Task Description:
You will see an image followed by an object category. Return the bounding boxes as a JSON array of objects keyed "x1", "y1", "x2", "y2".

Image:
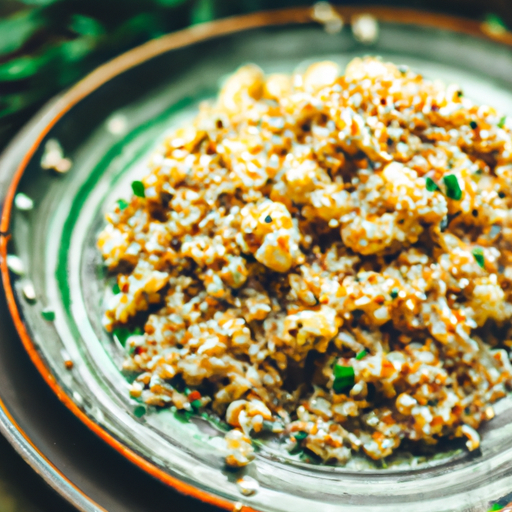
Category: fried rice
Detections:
[{"x1": 97, "y1": 57, "x2": 512, "y2": 467}]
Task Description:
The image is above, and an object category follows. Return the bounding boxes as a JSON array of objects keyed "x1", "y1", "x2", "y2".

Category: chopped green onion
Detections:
[
  {"x1": 131, "y1": 180, "x2": 145, "y2": 198},
  {"x1": 470, "y1": 120, "x2": 478, "y2": 130},
  {"x1": 190, "y1": 399, "x2": 202, "y2": 411},
  {"x1": 390, "y1": 289, "x2": 399, "y2": 299},
  {"x1": 113, "y1": 327, "x2": 131, "y2": 347},
  {"x1": 112, "y1": 283, "x2": 120, "y2": 294},
  {"x1": 355, "y1": 350, "x2": 367, "y2": 360},
  {"x1": 425, "y1": 177, "x2": 439, "y2": 192},
  {"x1": 472, "y1": 247, "x2": 485, "y2": 268},
  {"x1": 498, "y1": 116, "x2": 507, "y2": 129},
  {"x1": 488, "y1": 504, "x2": 504, "y2": 512},
  {"x1": 294, "y1": 431, "x2": 308, "y2": 441},
  {"x1": 443, "y1": 174, "x2": 462, "y2": 200},
  {"x1": 333, "y1": 364, "x2": 355, "y2": 394},
  {"x1": 264, "y1": 215, "x2": 272, "y2": 223},
  {"x1": 475, "y1": 169, "x2": 483, "y2": 175},
  {"x1": 134, "y1": 405, "x2": 146, "y2": 418},
  {"x1": 117, "y1": 199, "x2": 129, "y2": 210},
  {"x1": 41, "y1": 309, "x2": 55, "y2": 321}
]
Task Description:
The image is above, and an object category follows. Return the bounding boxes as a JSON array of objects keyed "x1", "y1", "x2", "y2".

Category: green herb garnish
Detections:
[
  {"x1": 131, "y1": 180, "x2": 145, "y2": 198},
  {"x1": 173, "y1": 408, "x2": 194, "y2": 423},
  {"x1": 443, "y1": 174, "x2": 462, "y2": 200},
  {"x1": 294, "y1": 431, "x2": 308, "y2": 441},
  {"x1": 390, "y1": 289, "x2": 399, "y2": 299},
  {"x1": 41, "y1": 309, "x2": 55, "y2": 321},
  {"x1": 134, "y1": 405, "x2": 146, "y2": 418},
  {"x1": 117, "y1": 199, "x2": 129, "y2": 210},
  {"x1": 355, "y1": 350, "x2": 367, "y2": 360},
  {"x1": 426, "y1": 177, "x2": 439, "y2": 192},
  {"x1": 264, "y1": 215, "x2": 272, "y2": 223},
  {"x1": 113, "y1": 327, "x2": 131, "y2": 347},
  {"x1": 470, "y1": 120, "x2": 478, "y2": 130},
  {"x1": 498, "y1": 116, "x2": 507, "y2": 129},
  {"x1": 190, "y1": 399, "x2": 202, "y2": 411},
  {"x1": 112, "y1": 283, "x2": 120, "y2": 294},
  {"x1": 472, "y1": 247, "x2": 485, "y2": 268},
  {"x1": 488, "y1": 504, "x2": 504, "y2": 512},
  {"x1": 333, "y1": 364, "x2": 355, "y2": 394}
]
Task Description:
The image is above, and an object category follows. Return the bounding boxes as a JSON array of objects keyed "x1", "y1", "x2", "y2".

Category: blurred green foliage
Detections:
[
  {"x1": 0, "y1": 0, "x2": 306, "y2": 137},
  {"x1": 0, "y1": 0, "x2": 510, "y2": 147}
]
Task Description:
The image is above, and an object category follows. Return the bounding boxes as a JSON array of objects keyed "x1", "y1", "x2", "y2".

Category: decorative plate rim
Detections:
[{"x1": 1, "y1": 6, "x2": 512, "y2": 511}]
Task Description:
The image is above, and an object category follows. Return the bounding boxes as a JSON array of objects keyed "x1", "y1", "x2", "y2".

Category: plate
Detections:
[{"x1": 3, "y1": 7, "x2": 512, "y2": 512}]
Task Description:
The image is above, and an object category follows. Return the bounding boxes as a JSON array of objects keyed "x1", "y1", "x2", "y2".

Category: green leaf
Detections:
[
  {"x1": 294, "y1": 431, "x2": 308, "y2": 441},
  {"x1": 472, "y1": 247, "x2": 485, "y2": 268},
  {"x1": 425, "y1": 177, "x2": 439, "y2": 192},
  {"x1": 0, "y1": 56, "x2": 43, "y2": 81},
  {"x1": 333, "y1": 364, "x2": 355, "y2": 394},
  {"x1": 355, "y1": 349, "x2": 367, "y2": 360},
  {"x1": 112, "y1": 283, "x2": 121, "y2": 294},
  {"x1": 487, "y1": 504, "x2": 504, "y2": 512},
  {"x1": 443, "y1": 174, "x2": 462, "y2": 200},
  {"x1": 69, "y1": 14, "x2": 105, "y2": 37},
  {"x1": 191, "y1": 0, "x2": 215, "y2": 25},
  {"x1": 17, "y1": 0, "x2": 61, "y2": 5},
  {"x1": 0, "y1": 11, "x2": 44, "y2": 57},
  {"x1": 60, "y1": 37, "x2": 96, "y2": 63},
  {"x1": 390, "y1": 289, "x2": 399, "y2": 299},
  {"x1": 498, "y1": 116, "x2": 507, "y2": 128},
  {"x1": 131, "y1": 180, "x2": 145, "y2": 197},
  {"x1": 154, "y1": 0, "x2": 189, "y2": 5},
  {"x1": 111, "y1": 13, "x2": 165, "y2": 43}
]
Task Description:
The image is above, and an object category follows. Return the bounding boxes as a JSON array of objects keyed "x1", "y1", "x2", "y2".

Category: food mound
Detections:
[{"x1": 98, "y1": 58, "x2": 512, "y2": 468}]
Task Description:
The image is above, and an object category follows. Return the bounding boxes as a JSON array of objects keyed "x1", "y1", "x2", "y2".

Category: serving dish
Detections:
[{"x1": 3, "y1": 6, "x2": 512, "y2": 511}]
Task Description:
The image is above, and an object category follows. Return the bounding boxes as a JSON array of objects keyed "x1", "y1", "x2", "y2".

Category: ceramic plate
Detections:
[{"x1": 3, "y1": 7, "x2": 512, "y2": 512}]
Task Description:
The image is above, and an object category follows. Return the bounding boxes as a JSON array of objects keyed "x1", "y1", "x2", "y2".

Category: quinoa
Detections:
[{"x1": 97, "y1": 58, "x2": 512, "y2": 467}]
